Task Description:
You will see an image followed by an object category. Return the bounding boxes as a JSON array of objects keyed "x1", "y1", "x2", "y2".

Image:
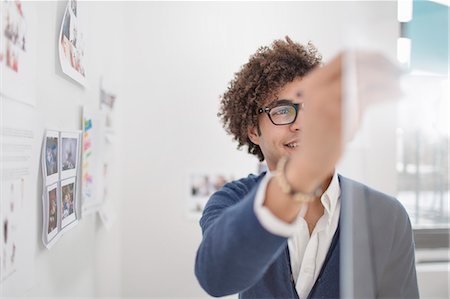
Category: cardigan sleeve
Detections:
[{"x1": 194, "y1": 174, "x2": 288, "y2": 297}]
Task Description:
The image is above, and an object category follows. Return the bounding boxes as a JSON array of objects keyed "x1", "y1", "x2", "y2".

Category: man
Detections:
[{"x1": 195, "y1": 37, "x2": 419, "y2": 299}]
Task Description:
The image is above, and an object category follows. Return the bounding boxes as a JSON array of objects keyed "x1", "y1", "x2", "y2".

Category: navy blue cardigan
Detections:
[{"x1": 195, "y1": 172, "x2": 339, "y2": 298}]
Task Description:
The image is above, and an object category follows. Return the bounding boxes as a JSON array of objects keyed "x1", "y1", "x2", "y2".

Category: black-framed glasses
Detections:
[{"x1": 257, "y1": 100, "x2": 304, "y2": 125}]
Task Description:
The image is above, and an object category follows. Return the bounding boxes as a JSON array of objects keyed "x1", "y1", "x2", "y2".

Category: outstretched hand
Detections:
[
  {"x1": 287, "y1": 51, "x2": 401, "y2": 193},
  {"x1": 287, "y1": 53, "x2": 344, "y2": 193}
]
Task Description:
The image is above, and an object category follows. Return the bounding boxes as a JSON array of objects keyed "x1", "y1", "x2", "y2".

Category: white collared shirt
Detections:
[{"x1": 254, "y1": 170, "x2": 341, "y2": 299}]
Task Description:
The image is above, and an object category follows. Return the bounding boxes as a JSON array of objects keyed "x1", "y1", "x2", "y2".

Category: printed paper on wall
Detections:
[
  {"x1": 58, "y1": 0, "x2": 86, "y2": 86},
  {"x1": 0, "y1": 0, "x2": 37, "y2": 106}
]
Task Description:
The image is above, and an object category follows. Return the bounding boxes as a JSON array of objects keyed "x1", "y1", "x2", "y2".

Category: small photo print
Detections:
[
  {"x1": 48, "y1": 186, "x2": 58, "y2": 234},
  {"x1": 60, "y1": 131, "x2": 80, "y2": 179},
  {"x1": 45, "y1": 137, "x2": 58, "y2": 175},
  {"x1": 61, "y1": 9, "x2": 71, "y2": 46},
  {"x1": 44, "y1": 130, "x2": 59, "y2": 185},
  {"x1": 187, "y1": 174, "x2": 233, "y2": 218},
  {"x1": 70, "y1": 0, "x2": 77, "y2": 17},
  {"x1": 61, "y1": 178, "x2": 77, "y2": 228},
  {"x1": 61, "y1": 182, "x2": 74, "y2": 220},
  {"x1": 58, "y1": 0, "x2": 86, "y2": 85},
  {"x1": 46, "y1": 183, "x2": 59, "y2": 242},
  {"x1": 99, "y1": 77, "x2": 118, "y2": 129},
  {"x1": 62, "y1": 138, "x2": 77, "y2": 170}
]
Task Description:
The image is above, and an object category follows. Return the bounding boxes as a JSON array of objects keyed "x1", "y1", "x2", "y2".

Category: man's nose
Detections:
[{"x1": 289, "y1": 115, "x2": 301, "y2": 132}]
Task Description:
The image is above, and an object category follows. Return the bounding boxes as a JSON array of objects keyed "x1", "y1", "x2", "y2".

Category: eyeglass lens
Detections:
[{"x1": 269, "y1": 105, "x2": 297, "y2": 125}]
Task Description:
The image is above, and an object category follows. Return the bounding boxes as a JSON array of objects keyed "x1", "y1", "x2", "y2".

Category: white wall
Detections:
[{"x1": 119, "y1": 1, "x2": 400, "y2": 297}]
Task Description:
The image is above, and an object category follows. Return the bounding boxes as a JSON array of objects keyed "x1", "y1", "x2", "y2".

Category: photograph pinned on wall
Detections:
[
  {"x1": 98, "y1": 76, "x2": 118, "y2": 228},
  {"x1": 60, "y1": 131, "x2": 80, "y2": 180},
  {"x1": 186, "y1": 174, "x2": 234, "y2": 219},
  {"x1": 42, "y1": 183, "x2": 60, "y2": 248},
  {"x1": 47, "y1": 185, "x2": 58, "y2": 236},
  {"x1": 0, "y1": 101, "x2": 37, "y2": 288},
  {"x1": 0, "y1": 0, "x2": 37, "y2": 106},
  {"x1": 43, "y1": 130, "x2": 59, "y2": 185},
  {"x1": 58, "y1": 0, "x2": 86, "y2": 86},
  {"x1": 1, "y1": 0, "x2": 26, "y2": 72},
  {"x1": 99, "y1": 76, "x2": 118, "y2": 130},
  {"x1": 40, "y1": 129, "x2": 81, "y2": 248},
  {"x1": 60, "y1": 177, "x2": 78, "y2": 230},
  {"x1": 70, "y1": 0, "x2": 77, "y2": 16},
  {"x1": 0, "y1": 178, "x2": 24, "y2": 282}
]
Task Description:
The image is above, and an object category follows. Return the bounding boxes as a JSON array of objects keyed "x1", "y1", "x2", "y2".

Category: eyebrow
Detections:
[{"x1": 269, "y1": 99, "x2": 293, "y2": 108}]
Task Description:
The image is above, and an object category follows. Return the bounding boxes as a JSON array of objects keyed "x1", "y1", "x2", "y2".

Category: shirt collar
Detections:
[{"x1": 320, "y1": 170, "x2": 340, "y2": 224}]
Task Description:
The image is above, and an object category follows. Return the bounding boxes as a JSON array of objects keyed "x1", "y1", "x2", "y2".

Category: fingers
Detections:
[
  {"x1": 311, "y1": 53, "x2": 343, "y2": 84},
  {"x1": 354, "y1": 51, "x2": 403, "y2": 107}
]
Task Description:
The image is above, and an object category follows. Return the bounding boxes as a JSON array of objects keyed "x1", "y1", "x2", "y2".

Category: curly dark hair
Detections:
[{"x1": 218, "y1": 36, "x2": 322, "y2": 161}]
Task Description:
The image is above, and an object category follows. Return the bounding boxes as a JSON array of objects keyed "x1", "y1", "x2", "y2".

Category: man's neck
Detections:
[{"x1": 304, "y1": 172, "x2": 333, "y2": 235}]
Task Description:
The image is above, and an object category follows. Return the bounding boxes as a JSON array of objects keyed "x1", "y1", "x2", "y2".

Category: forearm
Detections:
[
  {"x1": 263, "y1": 155, "x2": 331, "y2": 223},
  {"x1": 195, "y1": 188, "x2": 287, "y2": 296}
]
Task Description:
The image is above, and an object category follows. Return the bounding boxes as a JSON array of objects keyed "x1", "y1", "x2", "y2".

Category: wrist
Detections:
[
  {"x1": 277, "y1": 156, "x2": 322, "y2": 202},
  {"x1": 285, "y1": 155, "x2": 323, "y2": 195},
  {"x1": 265, "y1": 176, "x2": 304, "y2": 223}
]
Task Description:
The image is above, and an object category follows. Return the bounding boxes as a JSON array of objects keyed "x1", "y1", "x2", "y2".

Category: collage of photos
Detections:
[
  {"x1": 58, "y1": 0, "x2": 86, "y2": 86},
  {"x1": 41, "y1": 130, "x2": 80, "y2": 249},
  {"x1": 0, "y1": 0, "x2": 36, "y2": 106},
  {"x1": 1, "y1": 0, "x2": 27, "y2": 73},
  {"x1": 186, "y1": 174, "x2": 234, "y2": 220}
]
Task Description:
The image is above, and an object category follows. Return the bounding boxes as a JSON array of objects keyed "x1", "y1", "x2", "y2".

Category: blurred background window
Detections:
[{"x1": 396, "y1": 0, "x2": 449, "y2": 249}]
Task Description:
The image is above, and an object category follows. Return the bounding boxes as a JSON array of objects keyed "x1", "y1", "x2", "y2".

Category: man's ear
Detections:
[{"x1": 247, "y1": 126, "x2": 260, "y2": 145}]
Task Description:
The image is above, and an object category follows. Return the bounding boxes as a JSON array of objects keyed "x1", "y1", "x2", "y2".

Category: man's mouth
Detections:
[{"x1": 285, "y1": 142, "x2": 299, "y2": 149}]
